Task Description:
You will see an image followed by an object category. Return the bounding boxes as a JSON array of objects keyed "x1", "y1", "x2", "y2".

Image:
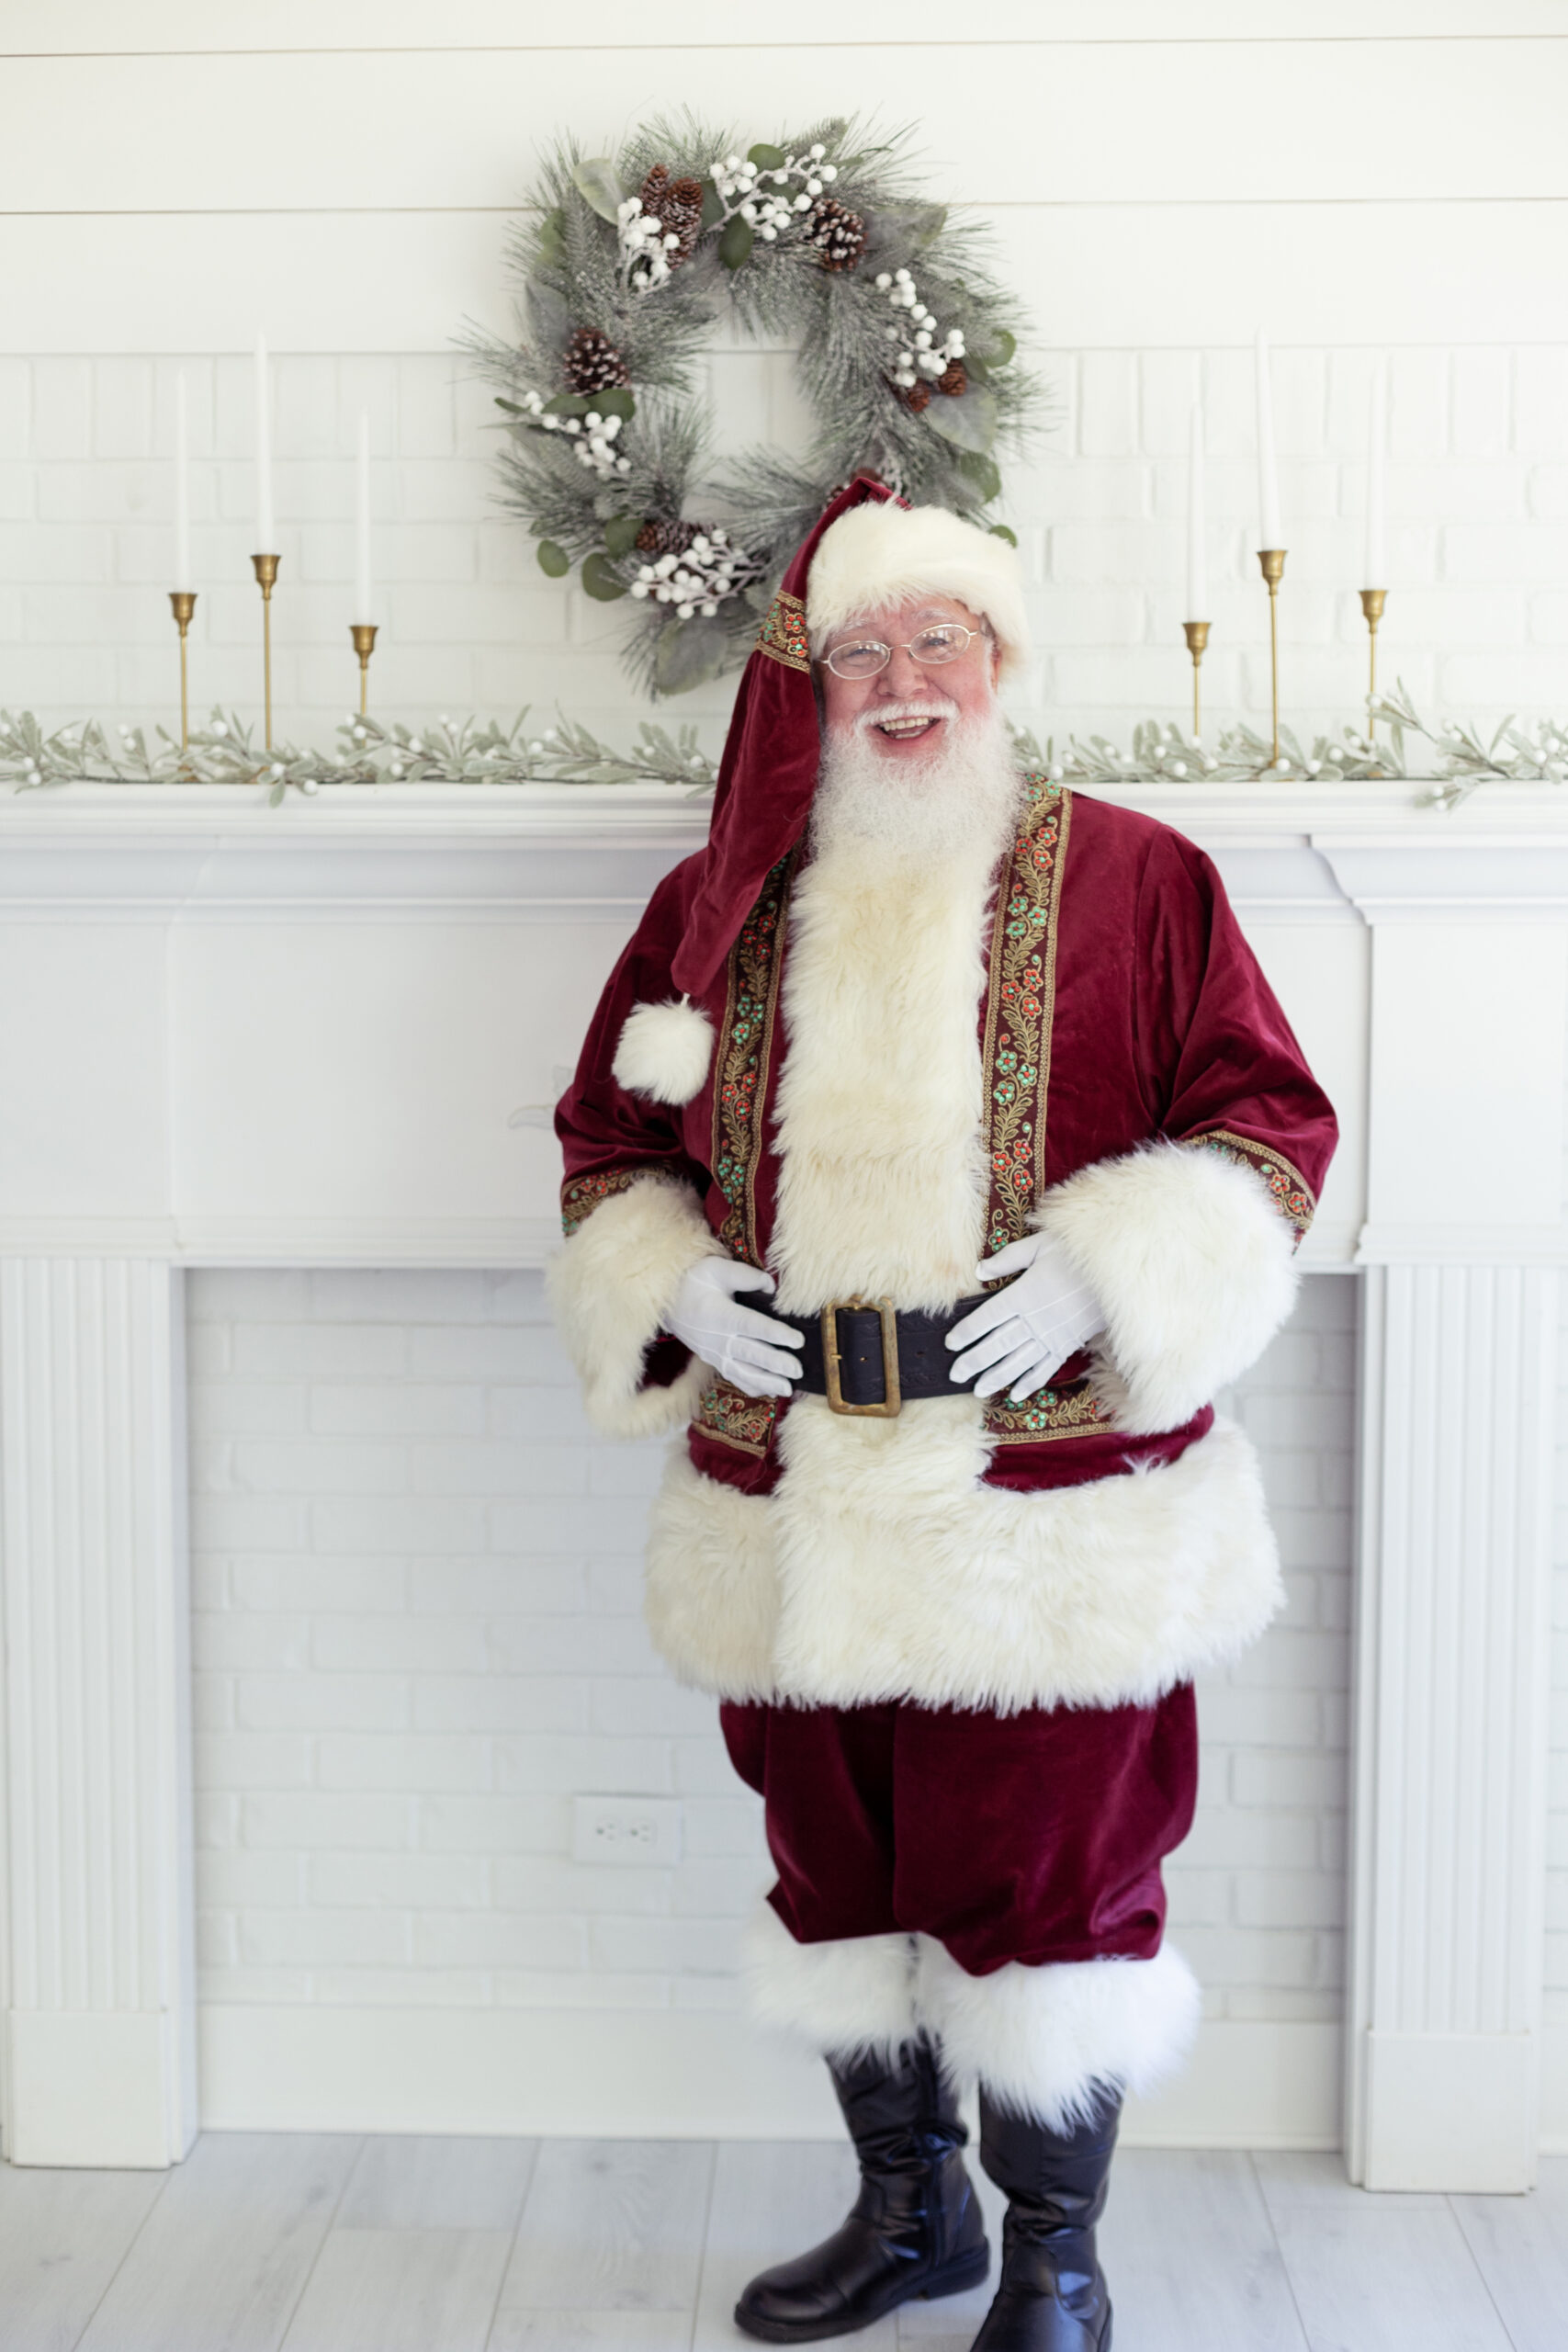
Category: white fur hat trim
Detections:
[
  {"x1": 807, "y1": 502, "x2": 1029, "y2": 677},
  {"x1": 612, "y1": 997, "x2": 715, "y2": 1106}
]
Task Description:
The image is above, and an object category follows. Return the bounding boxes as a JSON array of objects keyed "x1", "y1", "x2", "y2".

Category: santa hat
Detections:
[
  {"x1": 669, "y1": 481, "x2": 1027, "y2": 1001},
  {"x1": 807, "y1": 500, "x2": 1029, "y2": 680}
]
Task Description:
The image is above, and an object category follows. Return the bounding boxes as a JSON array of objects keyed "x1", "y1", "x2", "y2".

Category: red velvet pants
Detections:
[{"x1": 720, "y1": 1689, "x2": 1198, "y2": 1974}]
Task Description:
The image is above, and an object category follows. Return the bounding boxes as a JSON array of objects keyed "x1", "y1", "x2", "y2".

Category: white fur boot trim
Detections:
[
  {"x1": 1035, "y1": 1140, "x2": 1300, "y2": 1437},
  {"x1": 915, "y1": 1938, "x2": 1201, "y2": 2132},
  {"x1": 744, "y1": 1901, "x2": 918, "y2": 2061},
  {"x1": 546, "y1": 1172, "x2": 720, "y2": 1438},
  {"x1": 612, "y1": 998, "x2": 715, "y2": 1105}
]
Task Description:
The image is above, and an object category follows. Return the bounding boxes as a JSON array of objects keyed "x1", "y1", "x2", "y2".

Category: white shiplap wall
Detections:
[{"x1": 5, "y1": 2, "x2": 1567, "y2": 2141}]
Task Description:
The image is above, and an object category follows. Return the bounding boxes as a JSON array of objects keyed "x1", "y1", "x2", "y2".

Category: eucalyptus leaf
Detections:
[
  {"x1": 536, "y1": 540, "x2": 570, "y2": 578},
  {"x1": 603, "y1": 514, "x2": 644, "y2": 560},
  {"x1": 718, "y1": 215, "x2": 754, "y2": 271},
  {"x1": 581, "y1": 552, "x2": 629, "y2": 601},
  {"x1": 957, "y1": 448, "x2": 1002, "y2": 503},
  {"x1": 923, "y1": 382, "x2": 999, "y2": 456},
  {"x1": 525, "y1": 279, "x2": 572, "y2": 356},
  {"x1": 988, "y1": 523, "x2": 1019, "y2": 548},
  {"x1": 494, "y1": 397, "x2": 527, "y2": 417},
  {"x1": 544, "y1": 391, "x2": 593, "y2": 418},
  {"x1": 593, "y1": 387, "x2": 636, "y2": 421},
  {"x1": 535, "y1": 208, "x2": 568, "y2": 270},
  {"x1": 654, "y1": 616, "x2": 732, "y2": 695},
  {"x1": 699, "y1": 178, "x2": 724, "y2": 231},
  {"x1": 570, "y1": 156, "x2": 625, "y2": 223},
  {"x1": 979, "y1": 327, "x2": 1016, "y2": 369},
  {"x1": 747, "y1": 142, "x2": 787, "y2": 171}
]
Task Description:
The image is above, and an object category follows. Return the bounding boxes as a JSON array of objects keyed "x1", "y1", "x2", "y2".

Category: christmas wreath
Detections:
[{"x1": 472, "y1": 117, "x2": 1040, "y2": 695}]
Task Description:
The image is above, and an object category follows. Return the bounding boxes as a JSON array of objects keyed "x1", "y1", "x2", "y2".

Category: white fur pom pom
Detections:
[{"x1": 612, "y1": 998, "x2": 715, "y2": 1106}]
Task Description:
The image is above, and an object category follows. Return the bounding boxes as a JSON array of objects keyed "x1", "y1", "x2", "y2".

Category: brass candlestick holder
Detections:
[
  {"x1": 251, "y1": 552, "x2": 280, "y2": 748},
  {"x1": 349, "y1": 622, "x2": 378, "y2": 716},
  {"x1": 168, "y1": 591, "x2": 197, "y2": 752},
  {"x1": 1359, "y1": 587, "x2": 1387, "y2": 713},
  {"x1": 1257, "y1": 548, "x2": 1287, "y2": 766},
  {"x1": 1181, "y1": 620, "x2": 1211, "y2": 741}
]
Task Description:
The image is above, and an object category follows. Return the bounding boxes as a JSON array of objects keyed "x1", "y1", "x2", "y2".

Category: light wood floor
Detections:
[{"x1": 0, "y1": 2134, "x2": 1563, "y2": 2352}]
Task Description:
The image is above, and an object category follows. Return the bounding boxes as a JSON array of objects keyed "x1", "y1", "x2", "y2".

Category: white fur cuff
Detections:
[
  {"x1": 918, "y1": 1939, "x2": 1201, "y2": 2131},
  {"x1": 1035, "y1": 1140, "x2": 1300, "y2": 1437},
  {"x1": 546, "y1": 1173, "x2": 720, "y2": 1438},
  {"x1": 744, "y1": 1902, "x2": 918, "y2": 2060}
]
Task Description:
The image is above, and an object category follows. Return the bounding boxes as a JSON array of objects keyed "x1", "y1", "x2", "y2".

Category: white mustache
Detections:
[{"x1": 854, "y1": 695, "x2": 960, "y2": 733}]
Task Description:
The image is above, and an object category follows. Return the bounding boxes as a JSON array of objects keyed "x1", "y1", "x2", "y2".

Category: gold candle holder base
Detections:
[
  {"x1": 251, "y1": 552, "x2": 280, "y2": 749},
  {"x1": 1181, "y1": 619, "x2": 1211, "y2": 741},
  {"x1": 168, "y1": 590, "x2": 197, "y2": 752},
  {"x1": 1258, "y1": 549, "x2": 1287, "y2": 766},
  {"x1": 1359, "y1": 586, "x2": 1387, "y2": 712},
  {"x1": 349, "y1": 622, "x2": 378, "y2": 717}
]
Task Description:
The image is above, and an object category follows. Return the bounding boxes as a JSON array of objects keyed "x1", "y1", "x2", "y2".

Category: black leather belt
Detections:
[{"x1": 794, "y1": 1293, "x2": 992, "y2": 1417}]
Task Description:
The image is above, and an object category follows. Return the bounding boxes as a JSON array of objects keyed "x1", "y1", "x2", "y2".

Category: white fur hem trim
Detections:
[
  {"x1": 919, "y1": 1938, "x2": 1201, "y2": 2130},
  {"x1": 807, "y1": 503, "x2": 1029, "y2": 679},
  {"x1": 547, "y1": 1173, "x2": 720, "y2": 1438},
  {"x1": 744, "y1": 1902, "x2": 917, "y2": 2059},
  {"x1": 1035, "y1": 1140, "x2": 1300, "y2": 1438},
  {"x1": 645, "y1": 1411, "x2": 1281, "y2": 1713},
  {"x1": 612, "y1": 998, "x2": 715, "y2": 1106}
]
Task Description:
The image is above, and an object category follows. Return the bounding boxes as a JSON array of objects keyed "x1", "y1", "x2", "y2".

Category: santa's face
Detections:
[{"x1": 817, "y1": 593, "x2": 1000, "y2": 761}]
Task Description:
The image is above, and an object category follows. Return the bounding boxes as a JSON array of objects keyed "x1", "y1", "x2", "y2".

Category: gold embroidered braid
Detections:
[
  {"x1": 755, "y1": 588, "x2": 810, "y2": 673},
  {"x1": 559, "y1": 1167, "x2": 640, "y2": 1237},
  {"x1": 980, "y1": 776, "x2": 1070, "y2": 1261},
  {"x1": 1189, "y1": 1128, "x2": 1317, "y2": 1246},
  {"x1": 711, "y1": 850, "x2": 795, "y2": 1262},
  {"x1": 692, "y1": 1374, "x2": 780, "y2": 1457},
  {"x1": 983, "y1": 1375, "x2": 1117, "y2": 1444}
]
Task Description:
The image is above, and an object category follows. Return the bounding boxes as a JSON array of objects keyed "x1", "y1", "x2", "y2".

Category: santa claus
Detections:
[{"x1": 551, "y1": 479, "x2": 1336, "y2": 2352}]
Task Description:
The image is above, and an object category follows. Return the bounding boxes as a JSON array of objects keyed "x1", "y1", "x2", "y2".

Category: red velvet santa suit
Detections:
[{"x1": 551, "y1": 481, "x2": 1337, "y2": 2126}]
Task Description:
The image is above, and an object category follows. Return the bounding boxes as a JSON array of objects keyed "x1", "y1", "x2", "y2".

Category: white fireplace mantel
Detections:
[{"x1": 0, "y1": 776, "x2": 1564, "y2": 2185}]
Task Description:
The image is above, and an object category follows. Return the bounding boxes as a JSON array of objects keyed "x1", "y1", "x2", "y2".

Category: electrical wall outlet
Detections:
[{"x1": 571, "y1": 1794, "x2": 682, "y2": 1868}]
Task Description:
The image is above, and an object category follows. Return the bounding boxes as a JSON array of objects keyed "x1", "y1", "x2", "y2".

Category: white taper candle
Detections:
[
  {"x1": 174, "y1": 371, "x2": 192, "y2": 592},
  {"x1": 1254, "y1": 328, "x2": 1282, "y2": 550},
  {"x1": 1365, "y1": 357, "x2": 1388, "y2": 586},
  {"x1": 354, "y1": 411, "x2": 372, "y2": 623},
  {"x1": 254, "y1": 334, "x2": 275, "y2": 551},
  {"x1": 1186, "y1": 399, "x2": 1207, "y2": 620}
]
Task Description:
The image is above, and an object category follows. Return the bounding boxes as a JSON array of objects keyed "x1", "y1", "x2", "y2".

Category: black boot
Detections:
[
  {"x1": 969, "y1": 2086, "x2": 1120, "y2": 2352},
  {"x1": 734, "y1": 2037, "x2": 989, "y2": 2343}
]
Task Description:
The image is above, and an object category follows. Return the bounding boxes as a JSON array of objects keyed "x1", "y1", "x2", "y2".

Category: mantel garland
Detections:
[
  {"x1": 4, "y1": 687, "x2": 1564, "y2": 808},
  {"x1": 468, "y1": 115, "x2": 1041, "y2": 697}
]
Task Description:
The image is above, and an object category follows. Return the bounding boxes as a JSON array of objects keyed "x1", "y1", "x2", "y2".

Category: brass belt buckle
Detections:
[{"x1": 820, "y1": 1295, "x2": 901, "y2": 1418}]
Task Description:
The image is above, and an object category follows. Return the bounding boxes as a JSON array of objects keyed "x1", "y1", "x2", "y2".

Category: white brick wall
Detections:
[
  {"x1": 3, "y1": 341, "x2": 1566, "y2": 752},
  {"x1": 188, "y1": 1268, "x2": 1355, "y2": 2027}
]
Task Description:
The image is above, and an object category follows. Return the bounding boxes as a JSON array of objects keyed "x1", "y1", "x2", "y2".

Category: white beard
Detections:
[{"x1": 809, "y1": 699, "x2": 1025, "y2": 871}]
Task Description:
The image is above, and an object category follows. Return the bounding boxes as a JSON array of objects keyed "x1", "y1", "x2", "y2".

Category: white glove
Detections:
[
  {"x1": 665, "y1": 1259, "x2": 804, "y2": 1400},
  {"x1": 946, "y1": 1232, "x2": 1104, "y2": 1401}
]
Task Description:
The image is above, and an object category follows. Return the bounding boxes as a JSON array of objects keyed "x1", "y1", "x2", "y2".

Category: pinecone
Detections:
[
  {"x1": 563, "y1": 326, "x2": 631, "y2": 395},
  {"x1": 640, "y1": 164, "x2": 705, "y2": 270},
  {"x1": 634, "y1": 515, "x2": 699, "y2": 559},
  {"x1": 887, "y1": 375, "x2": 931, "y2": 414},
  {"x1": 937, "y1": 357, "x2": 967, "y2": 398},
  {"x1": 803, "y1": 196, "x2": 867, "y2": 273}
]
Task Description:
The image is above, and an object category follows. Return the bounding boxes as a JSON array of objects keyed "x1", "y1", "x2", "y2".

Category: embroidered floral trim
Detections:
[
  {"x1": 559, "y1": 1166, "x2": 639, "y2": 1237},
  {"x1": 980, "y1": 775, "x2": 1069, "y2": 1261},
  {"x1": 693, "y1": 1374, "x2": 780, "y2": 1457},
  {"x1": 1189, "y1": 1128, "x2": 1317, "y2": 1245},
  {"x1": 711, "y1": 850, "x2": 795, "y2": 1262},
  {"x1": 755, "y1": 588, "x2": 811, "y2": 673},
  {"x1": 984, "y1": 1375, "x2": 1117, "y2": 1444}
]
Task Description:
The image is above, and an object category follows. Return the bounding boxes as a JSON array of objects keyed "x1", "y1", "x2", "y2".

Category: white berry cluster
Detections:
[
  {"x1": 710, "y1": 142, "x2": 837, "y2": 242},
  {"x1": 628, "y1": 527, "x2": 752, "y2": 621},
  {"x1": 616, "y1": 198, "x2": 684, "y2": 294},
  {"x1": 515, "y1": 388, "x2": 632, "y2": 478},
  {"x1": 874, "y1": 268, "x2": 965, "y2": 389}
]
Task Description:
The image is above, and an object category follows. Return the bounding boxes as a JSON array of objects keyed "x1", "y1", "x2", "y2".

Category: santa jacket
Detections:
[{"x1": 552, "y1": 776, "x2": 1337, "y2": 1722}]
